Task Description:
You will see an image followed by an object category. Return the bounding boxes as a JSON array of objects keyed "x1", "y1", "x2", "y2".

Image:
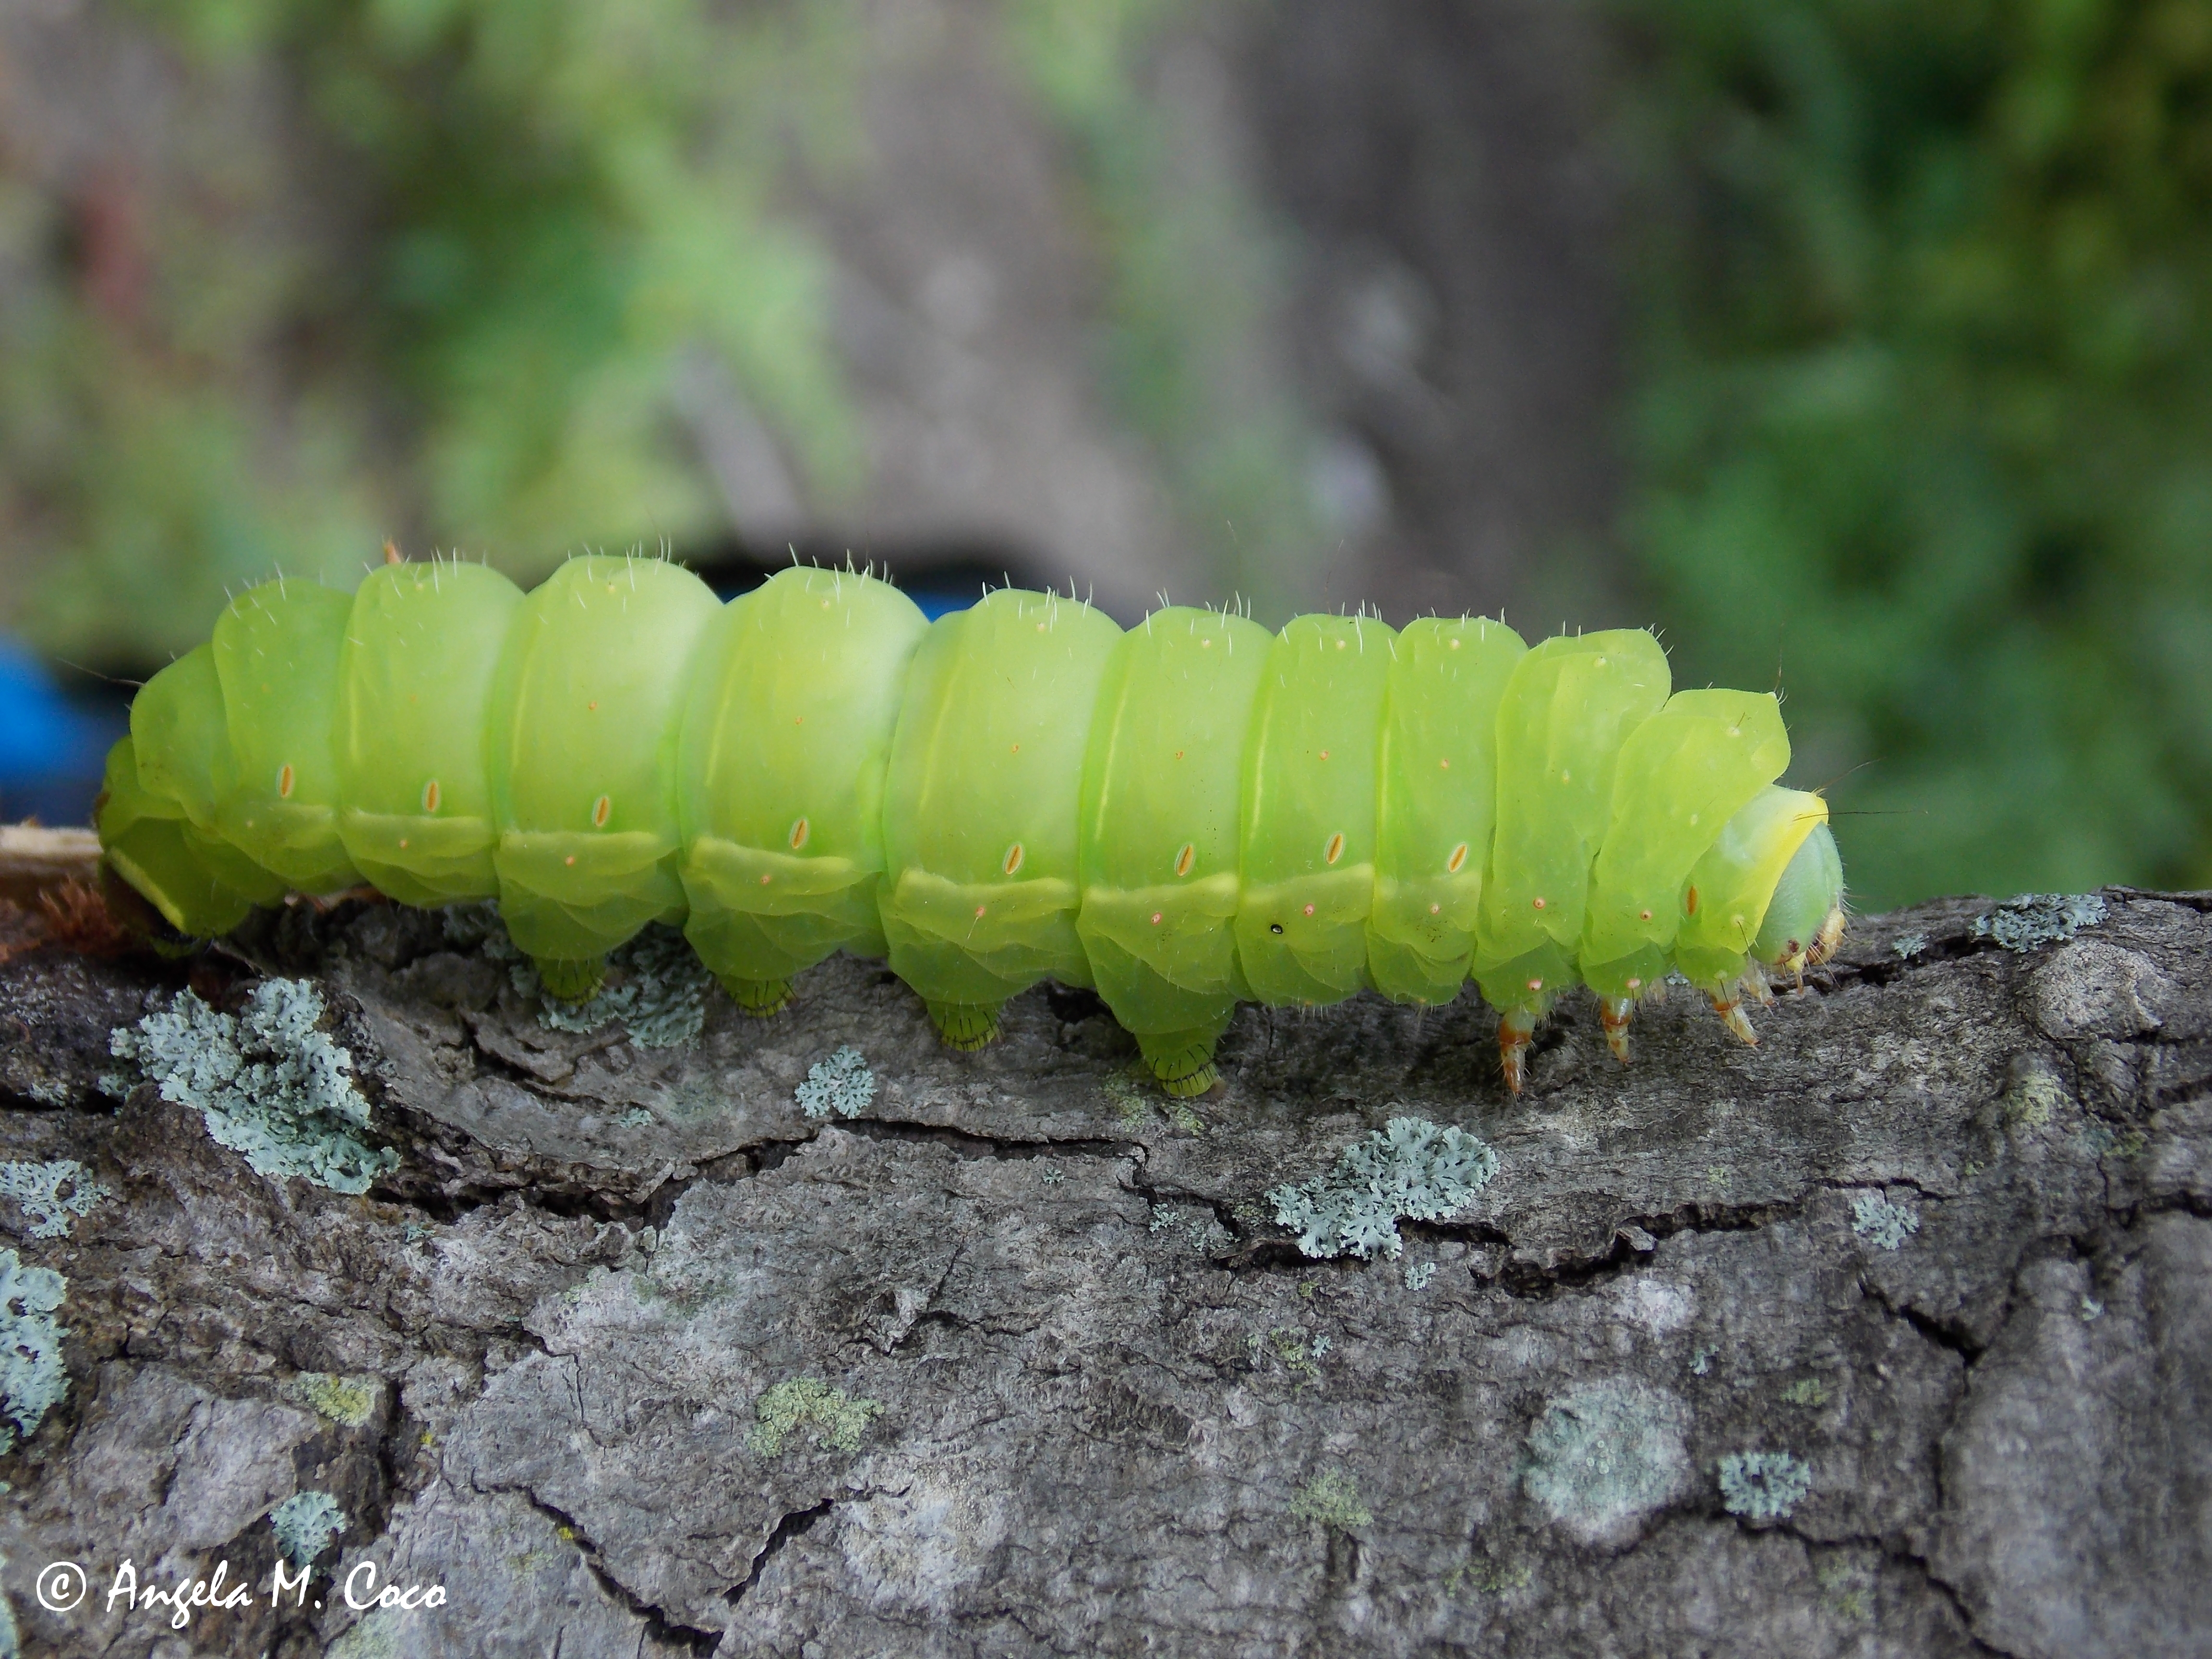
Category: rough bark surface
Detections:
[{"x1": 0, "y1": 888, "x2": 2206, "y2": 1657}]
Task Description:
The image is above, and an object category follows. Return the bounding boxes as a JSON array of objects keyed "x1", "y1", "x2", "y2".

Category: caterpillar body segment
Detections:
[
  {"x1": 1077, "y1": 605, "x2": 1274, "y2": 1097},
  {"x1": 130, "y1": 643, "x2": 317, "y2": 913},
  {"x1": 1674, "y1": 785, "x2": 1833, "y2": 989},
  {"x1": 96, "y1": 560, "x2": 1848, "y2": 1097},
  {"x1": 96, "y1": 735, "x2": 264, "y2": 940},
  {"x1": 127, "y1": 646, "x2": 229, "y2": 839},
  {"x1": 678, "y1": 565, "x2": 929, "y2": 1015},
  {"x1": 208, "y1": 581, "x2": 362, "y2": 894},
  {"x1": 336, "y1": 559, "x2": 525, "y2": 908},
  {"x1": 1573, "y1": 687, "x2": 1794, "y2": 1058},
  {"x1": 879, "y1": 588, "x2": 1124, "y2": 1049},
  {"x1": 1471, "y1": 631, "x2": 1671, "y2": 1026},
  {"x1": 484, "y1": 555, "x2": 725, "y2": 996},
  {"x1": 1234, "y1": 613, "x2": 1395, "y2": 1008},
  {"x1": 1580, "y1": 688, "x2": 1791, "y2": 982},
  {"x1": 1368, "y1": 615, "x2": 1527, "y2": 1006},
  {"x1": 121, "y1": 631, "x2": 317, "y2": 934}
]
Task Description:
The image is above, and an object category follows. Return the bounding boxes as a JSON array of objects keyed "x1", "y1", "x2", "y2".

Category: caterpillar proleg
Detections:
[{"x1": 96, "y1": 556, "x2": 1846, "y2": 1096}]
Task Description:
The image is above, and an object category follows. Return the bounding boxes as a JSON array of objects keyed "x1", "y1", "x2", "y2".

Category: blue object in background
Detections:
[
  {"x1": 693, "y1": 545, "x2": 1002, "y2": 624},
  {"x1": 0, "y1": 637, "x2": 124, "y2": 827},
  {"x1": 903, "y1": 587, "x2": 976, "y2": 621}
]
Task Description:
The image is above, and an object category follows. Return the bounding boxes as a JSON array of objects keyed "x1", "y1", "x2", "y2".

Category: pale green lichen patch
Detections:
[
  {"x1": 0, "y1": 1250, "x2": 67, "y2": 1450},
  {"x1": 1973, "y1": 892, "x2": 2106, "y2": 952},
  {"x1": 665, "y1": 1078, "x2": 731, "y2": 1120},
  {"x1": 326, "y1": 1609, "x2": 403, "y2": 1659},
  {"x1": 1268, "y1": 1117, "x2": 1498, "y2": 1261},
  {"x1": 1101, "y1": 1070, "x2": 1154, "y2": 1129},
  {"x1": 749, "y1": 1379, "x2": 883, "y2": 1456},
  {"x1": 1248, "y1": 1325, "x2": 1330, "y2": 1390},
  {"x1": 1288, "y1": 1470, "x2": 1372, "y2": 1530},
  {"x1": 1161, "y1": 1096, "x2": 1204, "y2": 1134},
  {"x1": 1815, "y1": 1555, "x2": 1875, "y2": 1622},
  {"x1": 794, "y1": 1046, "x2": 874, "y2": 1120},
  {"x1": 269, "y1": 1490, "x2": 346, "y2": 1564},
  {"x1": 2081, "y1": 1123, "x2": 2148, "y2": 1160},
  {"x1": 283, "y1": 1371, "x2": 379, "y2": 1428},
  {"x1": 446, "y1": 908, "x2": 710, "y2": 1048},
  {"x1": 1719, "y1": 1450, "x2": 1811, "y2": 1520},
  {"x1": 0, "y1": 1160, "x2": 108, "y2": 1240},
  {"x1": 1096, "y1": 1067, "x2": 1202, "y2": 1131},
  {"x1": 1850, "y1": 1192, "x2": 1920, "y2": 1250},
  {"x1": 1522, "y1": 1378, "x2": 1692, "y2": 1544},
  {"x1": 1148, "y1": 1203, "x2": 1231, "y2": 1254},
  {"x1": 1443, "y1": 1559, "x2": 1532, "y2": 1597},
  {"x1": 109, "y1": 980, "x2": 398, "y2": 1195},
  {"x1": 2005, "y1": 1063, "x2": 2066, "y2": 1129}
]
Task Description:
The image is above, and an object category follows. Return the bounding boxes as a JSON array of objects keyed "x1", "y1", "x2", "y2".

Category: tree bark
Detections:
[{"x1": 0, "y1": 886, "x2": 2205, "y2": 1657}]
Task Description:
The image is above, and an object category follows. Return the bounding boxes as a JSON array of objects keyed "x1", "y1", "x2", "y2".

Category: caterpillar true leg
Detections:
[
  {"x1": 1804, "y1": 905, "x2": 1848, "y2": 967},
  {"x1": 1599, "y1": 996, "x2": 1636, "y2": 1064},
  {"x1": 1742, "y1": 961, "x2": 1778, "y2": 1007},
  {"x1": 1498, "y1": 1005, "x2": 1540, "y2": 1094},
  {"x1": 1707, "y1": 988, "x2": 1760, "y2": 1046}
]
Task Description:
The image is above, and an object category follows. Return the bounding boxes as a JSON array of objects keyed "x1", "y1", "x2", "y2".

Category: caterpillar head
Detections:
[{"x1": 1752, "y1": 821, "x2": 1845, "y2": 980}]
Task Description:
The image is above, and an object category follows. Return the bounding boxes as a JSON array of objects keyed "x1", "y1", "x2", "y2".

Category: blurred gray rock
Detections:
[{"x1": 1238, "y1": 0, "x2": 1628, "y2": 622}]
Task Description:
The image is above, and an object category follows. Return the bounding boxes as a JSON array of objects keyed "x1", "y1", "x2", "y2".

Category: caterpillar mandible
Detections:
[{"x1": 94, "y1": 553, "x2": 1847, "y2": 1096}]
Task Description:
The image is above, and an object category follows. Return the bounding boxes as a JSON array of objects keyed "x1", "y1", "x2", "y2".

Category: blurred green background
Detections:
[{"x1": 1, "y1": 0, "x2": 2207, "y2": 911}]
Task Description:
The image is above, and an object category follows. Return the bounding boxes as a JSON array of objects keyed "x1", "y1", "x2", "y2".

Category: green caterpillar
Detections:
[{"x1": 95, "y1": 553, "x2": 1845, "y2": 1095}]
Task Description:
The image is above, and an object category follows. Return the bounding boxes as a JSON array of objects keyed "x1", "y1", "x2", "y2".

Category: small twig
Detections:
[{"x1": 0, "y1": 825, "x2": 101, "y2": 904}]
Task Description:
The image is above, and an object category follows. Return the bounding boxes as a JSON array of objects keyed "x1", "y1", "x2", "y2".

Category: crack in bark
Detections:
[
  {"x1": 371, "y1": 1111, "x2": 1148, "y2": 1231},
  {"x1": 834, "y1": 1117, "x2": 1142, "y2": 1164},
  {"x1": 727, "y1": 1499, "x2": 835, "y2": 1609},
  {"x1": 1861, "y1": 1276, "x2": 1991, "y2": 1361},
  {"x1": 511, "y1": 1489, "x2": 724, "y2": 1656},
  {"x1": 1835, "y1": 1215, "x2": 2128, "y2": 1659},
  {"x1": 1212, "y1": 1191, "x2": 1804, "y2": 1289},
  {"x1": 1788, "y1": 1528, "x2": 2019, "y2": 1659},
  {"x1": 2107, "y1": 886, "x2": 2212, "y2": 914},
  {"x1": 886, "y1": 1306, "x2": 976, "y2": 1352}
]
